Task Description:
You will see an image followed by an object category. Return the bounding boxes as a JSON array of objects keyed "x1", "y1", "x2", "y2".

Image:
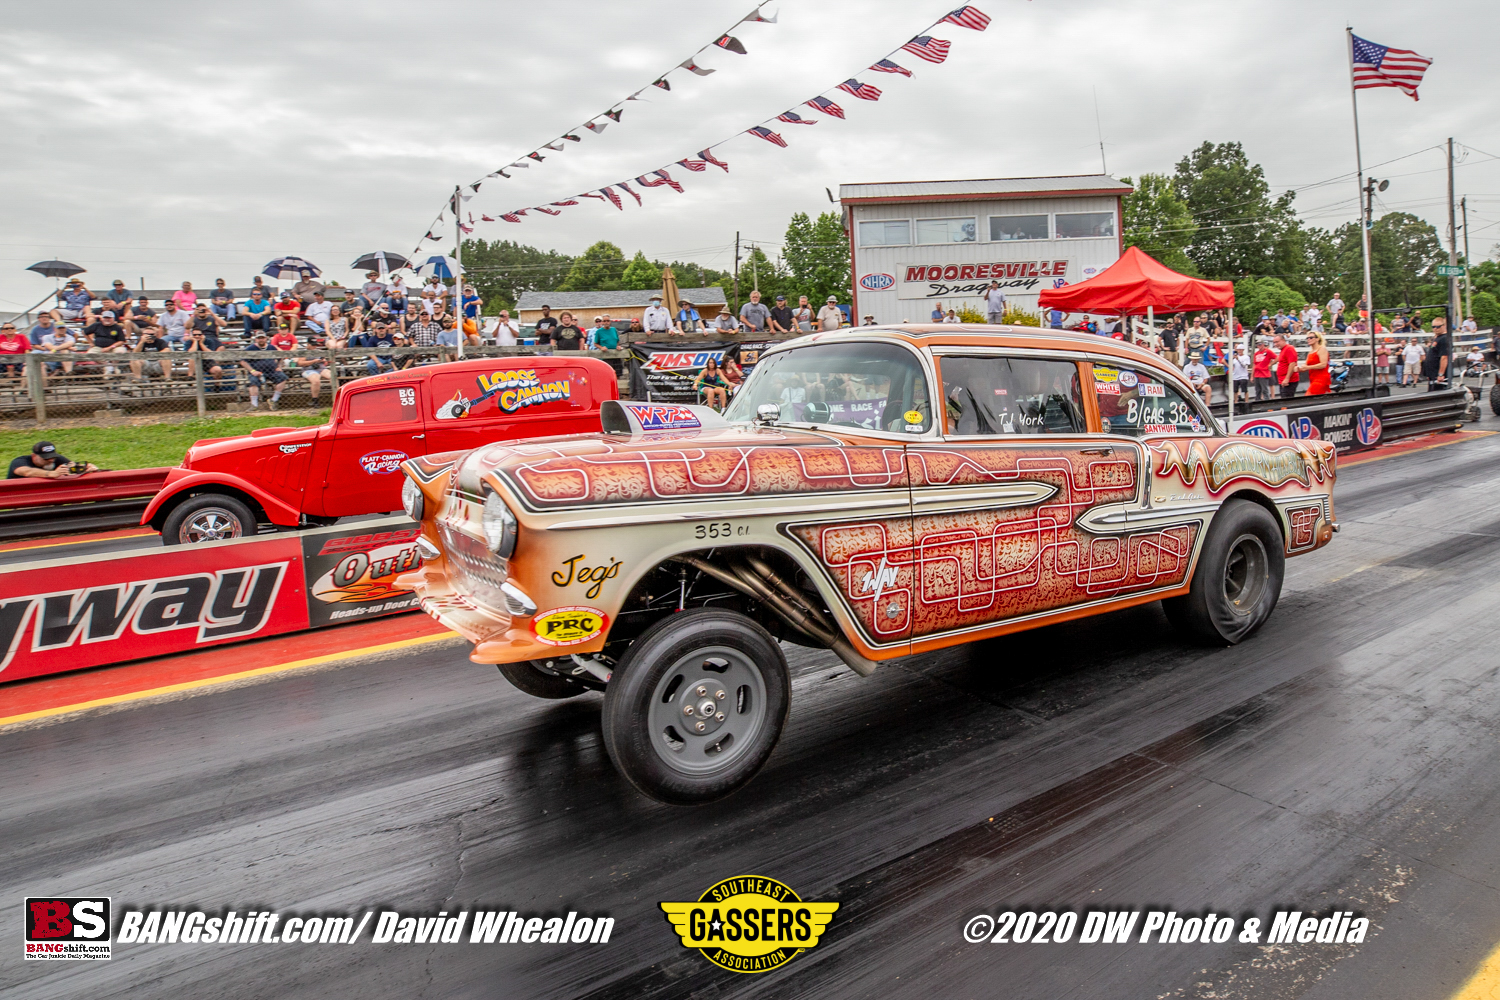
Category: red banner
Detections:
[{"x1": 0, "y1": 518, "x2": 423, "y2": 684}]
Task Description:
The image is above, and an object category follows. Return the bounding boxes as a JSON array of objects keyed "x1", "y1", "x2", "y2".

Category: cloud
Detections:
[{"x1": 0, "y1": 0, "x2": 1493, "y2": 311}]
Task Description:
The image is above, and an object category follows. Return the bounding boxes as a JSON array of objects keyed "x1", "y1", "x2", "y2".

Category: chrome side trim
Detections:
[{"x1": 1075, "y1": 500, "x2": 1218, "y2": 535}]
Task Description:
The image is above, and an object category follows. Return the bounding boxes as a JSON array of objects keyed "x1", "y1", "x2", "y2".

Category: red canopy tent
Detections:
[{"x1": 1037, "y1": 246, "x2": 1233, "y2": 314}]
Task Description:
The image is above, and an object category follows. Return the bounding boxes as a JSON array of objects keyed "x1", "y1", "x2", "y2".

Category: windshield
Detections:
[{"x1": 723, "y1": 342, "x2": 932, "y2": 434}]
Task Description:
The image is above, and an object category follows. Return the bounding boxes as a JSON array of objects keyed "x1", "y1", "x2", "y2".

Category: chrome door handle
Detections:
[{"x1": 412, "y1": 433, "x2": 426, "y2": 439}]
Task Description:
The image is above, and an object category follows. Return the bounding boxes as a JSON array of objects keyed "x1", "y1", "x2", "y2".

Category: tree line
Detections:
[
  {"x1": 1123, "y1": 141, "x2": 1500, "y2": 327},
  {"x1": 460, "y1": 211, "x2": 850, "y2": 314}
]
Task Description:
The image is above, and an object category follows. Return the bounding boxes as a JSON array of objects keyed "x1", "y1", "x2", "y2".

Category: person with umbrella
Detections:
[
  {"x1": 54, "y1": 279, "x2": 96, "y2": 324},
  {"x1": 358, "y1": 272, "x2": 386, "y2": 310},
  {"x1": 291, "y1": 272, "x2": 326, "y2": 305}
]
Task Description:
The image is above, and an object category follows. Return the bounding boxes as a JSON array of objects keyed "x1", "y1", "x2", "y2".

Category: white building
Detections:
[{"x1": 840, "y1": 174, "x2": 1133, "y2": 325}]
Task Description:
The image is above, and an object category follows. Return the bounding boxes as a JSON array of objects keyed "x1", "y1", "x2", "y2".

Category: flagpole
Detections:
[
  {"x1": 453, "y1": 185, "x2": 465, "y2": 360},
  {"x1": 1347, "y1": 28, "x2": 1376, "y2": 392}
]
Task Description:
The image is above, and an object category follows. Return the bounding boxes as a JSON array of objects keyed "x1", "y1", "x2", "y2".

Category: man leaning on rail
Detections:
[{"x1": 7, "y1": 441, "x2": 97, "y2": 480}]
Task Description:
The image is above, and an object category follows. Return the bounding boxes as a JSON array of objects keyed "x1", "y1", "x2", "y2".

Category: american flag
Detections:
[
  {"x1": 943, "y1": 5, "x2": 990, "y2": 31},
  {"x1": 777, "y1": 111, "x2": 816, "y2": 124},
  {"x1": 1351, "y1": 34, "x2": 1432, "y2": 101},
  {"x1": 600, "y1": 187, "x2": 623, "y2": 210},
  {"x1": 870, "y1": 58, "x2": 913, "y2": 77},
  {"x1": 617, "y1": 181, "x2": 642, "y2": 205},
  {"x1": 651, "y1": 169, "x2": 684, "y2": 193},
  {"x1": 458, "y1": 223, "x2": 473, "y2": 234},
  {"x1": 807, "y1": 96, "x2": 845, "y2": 119},
  {"x1": 579, "y1": 192, "x2": 608, "y2": 201},
  {"x1": 901, "y1": 36, "x2": 951, "y2": 64},
  {"x1": 677, "y1": 158, "x2": 707, "y2": 172},
  {"x1": 837, "y1": 79, "x2": 882, "y2": 101},
  {"x1": 700, "y1": 148, "x2": 730, "y2": 171},
  {"x1": 533, "y1": 206, "x2": 561, "y2": 216},
  {"x1": 748, "y1": 126, "x2": 788, "y2": 147},
  {"x1": 500, "y1": 214, "x2": 521, "y2": 223},
  {"x1": 481, "y1": 215, "x2": 495, "y2": 222},
  {"x1": 551, "y1": 199, "x2": 580, "y2": 207},
  {"x1": 514, "y1": 209, "x2": 528, "y2": 217}
]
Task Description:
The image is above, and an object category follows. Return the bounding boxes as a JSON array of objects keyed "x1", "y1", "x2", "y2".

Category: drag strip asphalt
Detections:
[{"x1": 5, "y1": 429, "x2": 1500, "y2": 1000}]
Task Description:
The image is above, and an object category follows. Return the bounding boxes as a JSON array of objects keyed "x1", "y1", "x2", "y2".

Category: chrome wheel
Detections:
[
  {"x1": 648, "y1": 646, "x2": 768, "y2": 777},
  {"x1": 1222, "y1": 533, "x2": 1268, "y2": 614},
  {"x1": 180, "y1": 507, "x2": 246, "y2": 543}
]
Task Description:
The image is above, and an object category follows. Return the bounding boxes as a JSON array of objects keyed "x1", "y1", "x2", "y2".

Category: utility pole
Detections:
[
  {"x1": 1447, "y1": 138, "x2": 1458, "y2": 333},
  {"x1": 453, "y1": 185, "x2": 465, "y2": 360},
  {"x1": 733, "y1": 232, "x2": 741, "y2": 312},
  {"x1": 751, "y1": 245, "x2": 759, "y2": 294},
  {"x1": 1461, "y1": 196, "x2": 1472, "y2": 322}
]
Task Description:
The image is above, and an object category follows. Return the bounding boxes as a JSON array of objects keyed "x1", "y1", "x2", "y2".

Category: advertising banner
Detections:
[
  {"x1": 301, "y1": 523, "x2": 423, "y2": 627},
  {"x1": 1231, "y1": 413, "x2": 1290, "y2": 438},
  {"x1": 0, "y1": 535, "x2": 307, "y2": 683},
  {"x1": 628, "y1": 342, "x2": 735, "y2": 402},
  {"x1": 1286, "y1": 400, "x2": 1383, "y2": 454},
  {"x1": 0, "y1": 517, "x2": 424, "y2": 684},
  {"x1": 734, "y1": 341, "x2": 777, "y2": 377},
  {"x1": 895, "y1": 259, "x2": 1071, "y2": 301}
]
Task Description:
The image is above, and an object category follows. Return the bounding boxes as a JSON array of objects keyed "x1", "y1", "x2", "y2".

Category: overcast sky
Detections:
[{"x1": 2, "y1": 0, "x2": 1496, "y2": 313}]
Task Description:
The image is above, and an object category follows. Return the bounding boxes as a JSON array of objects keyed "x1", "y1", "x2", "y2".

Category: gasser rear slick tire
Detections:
[
  {"x1": 497, "y1": 661, "x2": 590, "y2": 699},
  {"x1": 601, "y1": 608, "x2": 789, "y2": 805},
  {"x1": 1489, "y1": 382, "x2": 1500, "y2": 416},
  {"x1": 162, "y1": 494, "x2": 257, "y2": 545},
  {"x1": 1163, "y1": 499, "x2": 1285, "y2": 646}
]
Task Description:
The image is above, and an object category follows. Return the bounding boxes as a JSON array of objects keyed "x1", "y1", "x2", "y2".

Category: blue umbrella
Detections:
[
  {"x1": 263, "y1": 256, "x2": 321, "y2": 279},
  {"x1": 416, "y1": 255, "x2": 457, "y2": 280}
]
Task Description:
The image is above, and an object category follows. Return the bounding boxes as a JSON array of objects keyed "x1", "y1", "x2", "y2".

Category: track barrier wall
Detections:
[
  {"x1": 0, "y1": 515, "x2": 421, "y2": 684},
  {"x1": 1229, "y1": 389, "x2": 1465, "y2": 454}
]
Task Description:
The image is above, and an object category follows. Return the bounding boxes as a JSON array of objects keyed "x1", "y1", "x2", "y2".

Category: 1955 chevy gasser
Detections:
[{"x1": 395, "y1": 327, "x2": 1338, "y2": 803}]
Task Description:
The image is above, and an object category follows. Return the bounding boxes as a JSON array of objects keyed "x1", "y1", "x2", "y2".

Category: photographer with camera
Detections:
[{"x1": 8, "y1": 441, "x2": 96, "y2": 479}]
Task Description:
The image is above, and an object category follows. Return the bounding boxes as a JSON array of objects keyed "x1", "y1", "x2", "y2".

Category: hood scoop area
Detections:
[{"x1": 600, "y1": 400, "x2": 731, "y2": 437}]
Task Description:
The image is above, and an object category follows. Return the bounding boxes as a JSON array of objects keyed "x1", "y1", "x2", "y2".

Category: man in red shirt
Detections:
[
  {"x1": 1251, "y1": 338, "x2": 1276, "y2": 401},
  {"x1": 272, "y1": 292, "x2": 301, "y2": 335},
  {"x1": 1273, "y1": 333, "x2": 1300, "y2": 399}
]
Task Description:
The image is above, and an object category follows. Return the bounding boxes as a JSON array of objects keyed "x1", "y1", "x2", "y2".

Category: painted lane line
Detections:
[{"x1": 0, "y1": 629, "x2": 461, "y2": 729}]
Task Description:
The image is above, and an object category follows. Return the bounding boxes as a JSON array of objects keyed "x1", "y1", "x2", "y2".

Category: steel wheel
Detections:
[
  {"x1": 648, "y1": 646, "x2": 769, "y2": 777},
  {"x1": 1222, "y1": 534, "x2": 1269, "y2": 613},
  {"x1": 1163, "y1": 499, "x2": 1285, "y2": 645},
  {"x1": 602, "y1": 608, "x2": 789, "y2": 804}
]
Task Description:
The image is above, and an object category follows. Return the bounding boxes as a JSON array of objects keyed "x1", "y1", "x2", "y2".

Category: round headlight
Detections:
[
  {"x1": 481, "y1": 489, "x2": 517, "y2": 558},
  {"x1": 401, "y1": 476, "x2": 424, "y2": 522}
]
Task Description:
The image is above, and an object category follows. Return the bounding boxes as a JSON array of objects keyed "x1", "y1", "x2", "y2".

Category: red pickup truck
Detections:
[{"x1": 143, "y1": 356, "x2": 618, "y2": 544}]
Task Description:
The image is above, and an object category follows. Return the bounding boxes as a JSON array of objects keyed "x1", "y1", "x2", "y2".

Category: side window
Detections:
[
  {"x1": 346, "y1": 386, "x2": 419, "y2": 425},
  {"x1": 1092, "y1": 365, "x2": 1207, "y2": 436},
  {"x1": 940, "y1": 356, "x2": 1085, "y2": 436}
]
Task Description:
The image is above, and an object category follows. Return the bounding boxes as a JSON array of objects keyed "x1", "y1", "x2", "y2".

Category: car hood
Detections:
[
  {"x1": 182, "y1": 424, "x2": 326, "y2": 471},
  {"x1": 453, "y1": 424, "x2": 910, "y2": 512}
]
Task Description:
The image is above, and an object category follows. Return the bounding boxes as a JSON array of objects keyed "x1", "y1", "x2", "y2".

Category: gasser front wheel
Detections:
[
  {"x1": 1164, "y1": 499, "x2": 1285, "y2": 645},
  {"x1": 601, "y1": 608, "x2": 789, "y2": 805},
  {"x1": 497, "y1": 661, "x2": 592, "y2": 699}
]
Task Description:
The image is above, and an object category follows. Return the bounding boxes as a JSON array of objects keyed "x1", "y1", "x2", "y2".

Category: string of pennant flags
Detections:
[
  {"x1": 428, "y1": 5, "x2": 993, "y2": 242},
  {"x1": 407, "y1": 2, "x2": 781, "y2": 256}
]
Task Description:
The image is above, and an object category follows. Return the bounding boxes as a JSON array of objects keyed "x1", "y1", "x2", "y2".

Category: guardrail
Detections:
[{"x1": 0, "y1": 467, "x2": 170, "y2": 541}]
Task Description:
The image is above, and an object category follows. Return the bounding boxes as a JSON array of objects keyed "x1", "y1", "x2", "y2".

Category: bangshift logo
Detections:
[
  {"x1": 24, "y1": 897, "x2": 112, "y2": 961},
  {"x1": 859, "y1": 273, "x2": 895, "y2": 291}
]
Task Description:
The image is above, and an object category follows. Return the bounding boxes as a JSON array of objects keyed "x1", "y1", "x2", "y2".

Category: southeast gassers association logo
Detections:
[{"x1": 660, "y1": 877, "x2": 838, "y2": 973}]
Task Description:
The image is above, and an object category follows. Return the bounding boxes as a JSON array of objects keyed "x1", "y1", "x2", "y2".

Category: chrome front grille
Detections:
[{"x1": 439, "y1": 521, "x2": 513, "y2": 620}]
